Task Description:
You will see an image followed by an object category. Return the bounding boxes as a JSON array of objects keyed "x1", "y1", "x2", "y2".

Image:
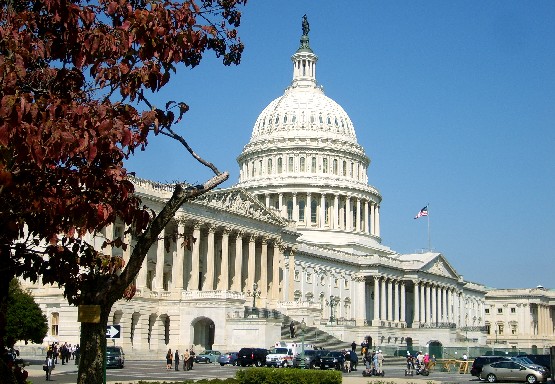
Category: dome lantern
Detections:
[{"x1": 291, "y1": 15, "x2": 318, "y2": 88}]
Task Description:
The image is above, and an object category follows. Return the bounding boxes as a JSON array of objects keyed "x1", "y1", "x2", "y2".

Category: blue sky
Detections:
[{"x1": 124, "y1": 1, "x2": 555, "y2": 289}]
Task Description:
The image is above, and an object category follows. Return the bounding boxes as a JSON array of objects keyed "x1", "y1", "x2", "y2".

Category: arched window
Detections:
[
  {"x1": 319, "y1": 114, "x2": 323, "y2": 124},
  {"x1": 258, "y1": 160, "x2": 263, "y2": 176},
  {"x1": 288, "y1": 157, "x2": 294, "y2": 172},
  {"x1": 300, "y1": 157, "x2": 306, "y2": 172},
  {"x1": 311, "y1": 157, "x2": 317, "y2": 173},
  {"x1": 251, "y1": 161, "x2": 255, "y2": 177},
  {"x1": 342, "y1": 160, "x2": 347, "y2": 176},
  {"x1": 277, "y1": 158, "x2": 283, "y2": 173},
  {"x1": 299, "y1": 201, "x2": 305, "y2": 221},
  {"x1": 267, "y1": 158, "x2": 273, "y2": 174},
  {"x1": 333, "y1": 159, "x2": 338, "y2": 175},
  {"x1": 283, "y1": 114, "x2": 288, "y2": 123},
  {"x1": 311, "y1": 199, "x2": 317, "y2": 223},
  {"x1": 322, "y1": 158, "x2": 328, "y2": 173}
]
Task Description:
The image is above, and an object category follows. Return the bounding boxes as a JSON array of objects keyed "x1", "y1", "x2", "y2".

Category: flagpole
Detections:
[{"x1": 427, "y1": 202, "x2": 431, "y2": 251}]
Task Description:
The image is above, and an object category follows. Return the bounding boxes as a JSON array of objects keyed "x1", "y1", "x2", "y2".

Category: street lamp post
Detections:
[
  {"x1": 495, "y1": 329, "x2": 498, "y2": 344},
  {"x1": 328, "y1": 295, "x2": 337, "y2": 324},
  {"x1": 247, "y1": 283, "x2": 261, "y2": 312},
  {"x1": 299, "y1": 318, "x2": 306, "y2": 369}
]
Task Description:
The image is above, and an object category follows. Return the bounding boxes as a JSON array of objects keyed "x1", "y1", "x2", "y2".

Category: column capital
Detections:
[
  {"x1": 207, "y1": 224, "x2": 216, "y2": 233},
  {"x1": 192, "y1": 221, "x2": 202, "y2": 230},
  {"x1": 222, "y1": 227, "x2": 231, "y2": 235}
]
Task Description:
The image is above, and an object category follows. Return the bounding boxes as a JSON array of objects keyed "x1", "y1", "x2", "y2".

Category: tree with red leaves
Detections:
[{"x1": 0, "y1": 0, "x2": 245, "y2": 382}]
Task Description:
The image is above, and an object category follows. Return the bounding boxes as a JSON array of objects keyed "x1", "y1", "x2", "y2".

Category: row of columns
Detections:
[
  {"x1": 260, "y1": 192, "x2": 380, "y2": 237},
  {"x1": 372, "y1": 277, "x2": 407, "y2": 323},
  {"x1": 132, "y1": 220, "x2": 286, "y2": 303},
  {"x1": 413, "y1": 281, "x2": 459, "y2": 325},
  {"x1": 534, "y1": 304, "x2": 554, "y2": 335}
]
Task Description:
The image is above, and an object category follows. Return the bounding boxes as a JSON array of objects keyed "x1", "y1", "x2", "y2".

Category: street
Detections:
[{"x1": 24, "y1": 358, "x2": 541, "y2": 384}]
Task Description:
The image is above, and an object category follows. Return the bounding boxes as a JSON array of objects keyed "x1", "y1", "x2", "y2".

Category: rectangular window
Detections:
[
  {"x1": 510, "y1": 307, "x2": 516, "y2": 313},
  {"x1": 485, "y1": 308, "x2": 490, "y2": 314},
  {"x1": 323, "y1": 158, "x2": 328, "y2": 173},
  {"x1": 511, "y1": 325, "x2": 517, "y2": 334},
  {"x1": 51, "y1": 313, "x2": 59, "y2": 336},
  {"x1": 497, "y1": 308, "x2": 503, "y2": 314},
  {"x1": 311, "y1": 157, "x2": 317, "y2": 173},
  {"x1": 300, "y1": 157, "x2": 305, "y2": 172},
  {"x1": 299, "y1": 201, "x2": 305, "y2": 221},
  {"x1": 288, "y1": 157, "x2": 294, "y2": 172}
]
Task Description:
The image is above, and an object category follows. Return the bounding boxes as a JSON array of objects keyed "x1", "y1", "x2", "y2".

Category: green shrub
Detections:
[{"x1": 235, "y1": 367, "x2": 341, "y2": 384}]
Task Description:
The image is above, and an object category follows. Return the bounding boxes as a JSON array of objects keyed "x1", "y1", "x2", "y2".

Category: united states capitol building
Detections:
[{"x1": 22, "y1": 21, "x2": 554, "y2": 357}]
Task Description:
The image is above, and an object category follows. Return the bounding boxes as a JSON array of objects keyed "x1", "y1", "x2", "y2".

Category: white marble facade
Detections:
[{"x1": 21, "y1": 24, "x2": 553, "y2": 357}]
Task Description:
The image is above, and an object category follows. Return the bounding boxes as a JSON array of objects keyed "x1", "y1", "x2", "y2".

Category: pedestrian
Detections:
[
  {"x1": 189, "y1": 346, "x2": 195, "y2": 370},
  {"x1": 351, "y1": 340, "x2": 356, "y2": 352},
  {"x1": 75, "y1": 344, "x2": 80, "y2": 365},
  {"x1": 166, "y1": 348, "x2": 173, "y2": 370},
  {"x1": 45, "y1": 350, "x2": 54, "y2": 381},
  {"x1": 174, "y1": 349, "x2": 180, "y2": 371},
  {"x1": 462, "y1": 353, "x2": 468, "y2": 361},
  {"x1": 377, "y1": 350, "x2": 384, "y2": 374},
  {"x1": 183, "y1": 349, "x2": 190, "y2": 371},
  {"x1": 289, "y1": 321, "x2": 295, "y2": 338}
]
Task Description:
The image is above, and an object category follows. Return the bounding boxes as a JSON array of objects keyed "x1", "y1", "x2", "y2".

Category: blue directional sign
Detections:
[{"x1": 106, "y1": 324, "x2": 121, "y2": 339}]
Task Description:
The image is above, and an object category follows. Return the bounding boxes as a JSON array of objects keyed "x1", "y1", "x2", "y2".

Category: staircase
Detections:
[{"x1": 280, "y1": 316, "x2": 351, "y2": 351}]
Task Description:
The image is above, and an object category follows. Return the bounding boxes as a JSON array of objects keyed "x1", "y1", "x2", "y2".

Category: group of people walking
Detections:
[
  {"x1": 44, "y1": 342, "x2": 81, "y2": 380},
  {"x1": 165, "y1": 347, "x2": 196, "y2": 371}
]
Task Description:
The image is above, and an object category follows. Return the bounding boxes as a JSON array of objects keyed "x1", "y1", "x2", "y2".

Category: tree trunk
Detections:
[{"x1": 77, "y1": 308, "x2": 109, "y2": 384}]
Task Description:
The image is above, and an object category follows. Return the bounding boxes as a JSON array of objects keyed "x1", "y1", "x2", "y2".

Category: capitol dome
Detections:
[{"x1": 236, "y1": 19, "x2": 384, "y2": 249}]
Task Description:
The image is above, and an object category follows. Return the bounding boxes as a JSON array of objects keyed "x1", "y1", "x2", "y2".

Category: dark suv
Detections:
[
  {"x1": 470, "y1": 355, "x2": 510, "y2": 377},
  {"x1": 293, "y1": 349, "x2": 327, "y2": 369},
  {"x1": 106, "y1": 346, "x2": 125, "y2": 368},
  {"x1": 237, "y1": 348, "x2": 268, "y2": 367}
]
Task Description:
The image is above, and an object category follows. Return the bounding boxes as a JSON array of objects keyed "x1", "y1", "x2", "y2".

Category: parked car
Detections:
[
  {"x1": 265, "y1": 347, "x2": 294, "y2": 368},
  {"x1": 217, "y1": 352, "x2": 238, "y2": 366},
  {"x1": 106, "y1": 346, "x2": 125, "y2": 369},
  {"x1": 470, "y1": 355, "x2": 511, "y2": 377},
  {"x1": 237, "y1": 347, "x2": 268, "y2": 367},
  {"x1": 511, "y1": 357, "x2": 550, "y2": 376},
  {"x1": 293, "y1": 349, "x2": 327, "y2": 369},
  {"x1": 194, "y1": 350, "x2": 221, "y2": 363},
  {"x1": 516, "y1": 355, "x2": 552, "y2": 373},
  {"x1": 480, "y1": 360, "x2": 548, "y2": 383},
  {"x1": 319, "y1": 351, "x2": 345, "y2": 370}
]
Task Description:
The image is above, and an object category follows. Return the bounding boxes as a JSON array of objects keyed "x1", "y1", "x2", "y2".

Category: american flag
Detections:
[{"x1": 414, "y1": 206, "x2": 428, "y2": 219}]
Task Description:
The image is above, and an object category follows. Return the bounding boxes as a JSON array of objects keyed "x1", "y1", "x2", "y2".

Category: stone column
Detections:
[
  {"x1": 265, "y1": 193, "x2": 270, "y2": 208},
  {"x1": 333, "y1": 194, "x2": 339, "y2": 229},
  {"x1": 288, "y1": 248, "x2": 296, "y2": 301},
  {"x1": 441, "y1": 287, "x2": 447, "y2": 322},
  {"x1": 339, "y1": 197, "x2": 345, "y2": 230},
  {"x1": 123, "y1": 224, "x2": 131, "y2": 264},
  {"x1": 202, "y1": 225, "x2": 215, "y2": 291},
  {"x1": 188, "y1": 223, "x2": 201, "y2": 291},
  {"x1": 292, "y1": 193, "x2": 298, "y2": 221},
  {"x1": 154, "y1": 228, "x2": 165, "y2": 291},
  {"x1": 425, "y1": 283, "x2": 431, "y2": 325},
  {"x1": 356, "y1": 198, "x2": 361, "y2": 232},
  {"x1": 364, "y1": 200, "x2": 369, "y2": 234},
  {"x1": 232, "y1": 231, "x2": 243, "y2": 291},
  {"x1": 370, "y1": 203, "x2": 376, "y2": 235},
  {"x1": 278, "y1": 193, "x2": 284, "y2": 217},
  {"x1": 380, "y1": 278, "x2": 387, "y2": 322},
  {"x1": 431, "y1": 284, "x2": 437, "y2": 324},
  {"x1": 375, "y1": 205, "x2": 380, "y2": 237},
  {"x1": 271, "y1": 242, "x2": 281, "y2": 300},
  {"x1": 136, "y1": 250, "x2": 148, "y2": 290},
  {"x1": 373, "y1": 277, "x2": 380, "y2": 324},
  {"x1": 320, "y1": 193, "x2": 326, "y2": 227},
  {"x1": 387, "y1": 279, "x2": 393, "y2": 321},
  {"x1": 394, "y1": 280, "x2": 400, "y2": 322},
  {"x1": 104, "y1": 223, "x2": 114, "y2": 256},
  {"x1": 413, "y1": 281, "x2": 420, "y2": 325},
  {"x1": 218, "y1": 228, "x2": 230, "y2": 290},
  {"x1": 400, "y1": 281, "x2": 406, "y2": 323},
  {"x1": 174, "y1": 223, "x2": 185, "y2": 291},
  {"x1": 260, "y1": 238, "x2": 268, "y2": 299},
  {"x1": 247, "y1": 234, "x2": 256, "y2": 291},
  {"x1": 306, "y1": 193, "x2": 311, "y2": 226},
  {"x1": 346, "y1": 196, "x2": 352, "y2": 231},
  {"x1": 355, "y1": 277, "x2": 366, "y2": 326}
]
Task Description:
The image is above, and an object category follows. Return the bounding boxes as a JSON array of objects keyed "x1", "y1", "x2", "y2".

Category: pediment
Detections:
[
  {"x1": 421, "y1": 255, "x2": 459, "y2": 279},
  {"x1": 192, "y1": 188, "x2": 286, "y2": 226}
]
